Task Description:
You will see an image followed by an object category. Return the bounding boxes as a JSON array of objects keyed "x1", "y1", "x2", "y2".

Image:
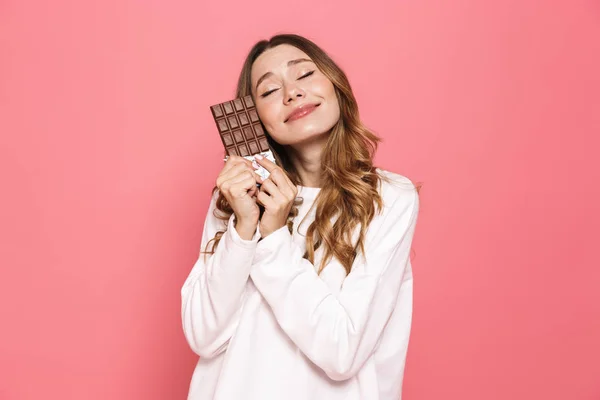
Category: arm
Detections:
[
  {"x1": 181, "y1": 191, "x2": 260, "y2": 359},
  {"x1": 250, "y1": 188, "x2": 419, "y2": 381}
]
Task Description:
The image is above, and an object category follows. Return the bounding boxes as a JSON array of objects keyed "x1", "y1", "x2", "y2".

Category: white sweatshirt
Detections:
[{"x1": 181, "y1": 169, "x2": 419, "y2": 400}]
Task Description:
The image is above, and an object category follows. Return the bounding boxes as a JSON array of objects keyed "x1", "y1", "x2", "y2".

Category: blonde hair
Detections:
[{"x1": 203, "y1": 34, "x2": 415, "y2": 274}]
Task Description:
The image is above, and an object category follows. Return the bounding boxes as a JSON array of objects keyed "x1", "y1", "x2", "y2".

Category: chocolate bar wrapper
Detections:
[{"x1": 223, "y1": 150, "x2": 275, "y2": 181}]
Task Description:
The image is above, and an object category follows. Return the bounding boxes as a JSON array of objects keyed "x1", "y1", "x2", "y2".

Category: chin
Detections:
[{"x1": 282, "y1": 130, "x2": 331, "y2": 147}]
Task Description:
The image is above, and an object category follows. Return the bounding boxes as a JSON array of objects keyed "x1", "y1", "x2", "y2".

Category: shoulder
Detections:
[
  {"x1": 375, "y1": 168, "x2": 420, "y2": 213},
  {"x1": 353, "y1": 169, "x2": 419, "y2": 257}
]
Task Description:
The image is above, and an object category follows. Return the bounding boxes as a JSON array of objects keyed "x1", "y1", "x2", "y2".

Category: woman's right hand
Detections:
[{"x1": 216, "y1": 155, "x2": 261, "y2": 239}]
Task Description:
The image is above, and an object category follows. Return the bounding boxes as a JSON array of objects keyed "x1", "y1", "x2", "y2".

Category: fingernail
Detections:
[
  {"x1": 255, "y1": 154, "x2": 263, "y2": 160},
  {"x1": 252, "y1": 161, "x2": 259, "y2": 169}
]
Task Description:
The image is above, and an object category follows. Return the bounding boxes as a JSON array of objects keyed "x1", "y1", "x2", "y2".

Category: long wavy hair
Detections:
[{"x1": 202, "y1": 34, "x2": 397, "y2": 275}]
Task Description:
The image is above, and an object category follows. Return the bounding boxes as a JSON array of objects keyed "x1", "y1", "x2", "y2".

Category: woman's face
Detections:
[{"x1": 250, "y1": 44, "x2": 340, "y2": 146}]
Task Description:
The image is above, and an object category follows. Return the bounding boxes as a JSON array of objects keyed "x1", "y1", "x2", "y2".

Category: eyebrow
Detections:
[{"x1": 255, "y1": 58, "x2": 314, "y2": 92}]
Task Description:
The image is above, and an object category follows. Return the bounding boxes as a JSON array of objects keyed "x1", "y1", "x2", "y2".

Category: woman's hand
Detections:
[
  {"x1": 216, "y1": 155, "x2": 262, "y2": 240},
  {"x1": 254, "y1": 155, "x2": 298, "y2": 238}
]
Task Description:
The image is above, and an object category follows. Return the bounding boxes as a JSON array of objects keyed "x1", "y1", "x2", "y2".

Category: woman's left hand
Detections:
[{"x1": 254, "y1": 155, "x2": 298, "y2": 238}]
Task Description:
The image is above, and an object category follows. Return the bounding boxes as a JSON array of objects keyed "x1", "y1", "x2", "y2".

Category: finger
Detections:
[
  {"x1": 258, "y1": 178, "x2": 281, "y2": 199},
  {"x1": 218, "y1": 164, "x2": 248, "y2": 189},
  {"x1": 254, "y1": 171, "x2": 264, "y2": 185},
  {"x1": 227, "y1": 169, "x2": 263, "y2": 189},
  {"x1": 231, "y1": 176, "x2": 260, "y2": 198},
  {"x1": 259, "y1": 179, "x2": 295, "y2": 212},
  {"x1": 254, "y1": 154, "x2": 277, "y2": 172},
  {"x1": 256, "y1": 191, "x2": 276, "y2": 210},
  {"x1": 220, "y1": 170, "x2": 259, "y2": 196},
  {"x1": 254, "y1": 156, "x2": 295, "y2": 193},
  {"x1": 226, "y1": 176, "x2": 260, "y2": 201},
  {"x1": 222, "y1": 155, "x2": 253, "y2": 175},
  {"x1": 227, "y1": 155, "x2": 252, "y2": 166},
  {"x1": 248, "y1": 184, "x2": 257, "y2": 198},
  {"x1": 219, "y1": 159, "x2": 247, "y2": 183},
  {"x1": 218, "y1": 163, "x2": 255, "y2": 188},
  {"x1": 258, "y1": 170, "x2": 294, "y2": 201},
  {"x1": 245, "y1": 173, "x2": 263, "y2": 197}
]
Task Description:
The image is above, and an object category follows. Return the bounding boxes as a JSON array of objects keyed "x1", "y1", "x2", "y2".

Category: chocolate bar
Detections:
[
  {"x1": 210, "y1": 95, "x2": 269, "y2": 157},
  {"x1": 210, "y1": 95, "x2": 276, "y2": 180}
]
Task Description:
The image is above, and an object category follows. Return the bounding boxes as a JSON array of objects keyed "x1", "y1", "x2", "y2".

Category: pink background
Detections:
[{"x1": 1, "y1": 0, "x2": 599, "y2": 399}]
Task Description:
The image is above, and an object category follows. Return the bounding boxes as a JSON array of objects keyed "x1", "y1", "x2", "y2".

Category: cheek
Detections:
[
  {"x1": 312, "y1": 76, "x2": 336, "y2": 98},
  {"x1": 256, "y1": 104, "x2": 279, "y2": 129},
  {"x1": 317, "y1": 79, "x2": 340, "y2": 118}
]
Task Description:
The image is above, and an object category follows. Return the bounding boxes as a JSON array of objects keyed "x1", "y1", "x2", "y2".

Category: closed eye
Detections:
[
  {"x1": 261, "y1": 89, "x2": 277, "y2": 98},
  {"x1": 260, "y1": 71, "x2": 315, "y2": 98},
  {"x1": 299, "y1": 71, "x2": 315, "y2": 79}
]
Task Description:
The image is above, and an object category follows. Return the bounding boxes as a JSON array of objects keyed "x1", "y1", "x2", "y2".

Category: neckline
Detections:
[{"x1": 297, "y1": 185, "x2": 321, "y2": 199}]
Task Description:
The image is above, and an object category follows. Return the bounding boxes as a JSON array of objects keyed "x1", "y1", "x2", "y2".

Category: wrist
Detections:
[
  {"x1": 259, "y1": 222, "x2": 286, "y2": 239},
  {"x1": 234, "y1": 217, "x2": 258, "y2": 240}
]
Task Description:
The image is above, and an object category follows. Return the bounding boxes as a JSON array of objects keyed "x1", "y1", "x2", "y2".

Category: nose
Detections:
[{"x1": 283, "y1": 83, "x2": 305, "y2": 104}]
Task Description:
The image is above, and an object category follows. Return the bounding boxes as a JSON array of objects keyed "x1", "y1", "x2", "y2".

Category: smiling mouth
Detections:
[{"x1": 285, "y1": 104, "x2": 320, "y2": 123}]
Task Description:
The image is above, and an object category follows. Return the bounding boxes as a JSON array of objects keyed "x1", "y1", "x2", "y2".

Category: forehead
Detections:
[{"x1": 251, "y1": 44, "x2": 312, "y2": 82}]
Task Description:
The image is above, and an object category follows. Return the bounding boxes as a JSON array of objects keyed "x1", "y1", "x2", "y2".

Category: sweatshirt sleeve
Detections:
[
  {"x1": 181, "y1": 191, "x2": 261, "y2": 359},
  {"x1": 249, "y1": 188, "x2": 419, "y2": 381}
]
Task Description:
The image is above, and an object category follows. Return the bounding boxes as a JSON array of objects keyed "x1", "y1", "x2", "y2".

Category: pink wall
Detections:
[{"x1": 1, "y1": 0, "x2": 598, "y2": 399}]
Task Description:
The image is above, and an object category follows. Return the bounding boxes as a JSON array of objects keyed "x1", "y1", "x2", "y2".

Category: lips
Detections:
[{"x1": 285, "y1": 103, "x2": 320, "y2": 123}]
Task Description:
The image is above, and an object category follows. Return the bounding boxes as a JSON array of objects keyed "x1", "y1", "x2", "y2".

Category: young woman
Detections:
[{"x1": 181, "y1": 34, "x2": 420, "y2": 400}]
